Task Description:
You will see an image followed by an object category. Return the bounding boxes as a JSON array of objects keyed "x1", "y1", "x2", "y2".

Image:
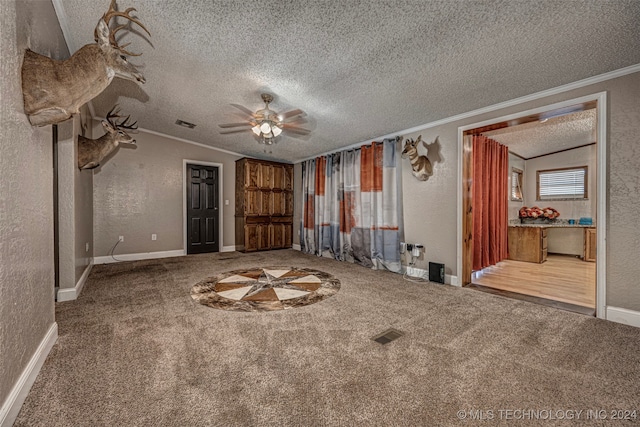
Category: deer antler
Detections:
[
  {"x1": 98, "y1": 0, "x2": 151, "y2": 56},
  {"x1": 105, "y1": 105, "x2": 138, "y2": 130}
]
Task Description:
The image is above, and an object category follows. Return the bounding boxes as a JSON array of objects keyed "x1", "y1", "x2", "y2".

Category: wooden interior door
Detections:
[{"x1": 187, "y1": 164, "x2": 219, "y2": 254}]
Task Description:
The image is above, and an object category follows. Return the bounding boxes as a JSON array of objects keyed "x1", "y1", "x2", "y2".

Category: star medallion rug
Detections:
[{"x1": 191, "y1": 266, "x2": 340, "y2": 311}]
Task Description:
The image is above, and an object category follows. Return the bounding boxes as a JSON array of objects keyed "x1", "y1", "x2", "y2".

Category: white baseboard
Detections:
[
  {"x1": 221, "y1": 245, "x2": 236, "y2": 253},
  {"x1": 292, "y1": 243, "x2": 301, "y2": 251},
  {"x1": 57, "y1": 259, "x2": 93, "y2": 302},
  {"x1": 94, "y1": 249, "x2": 185, "y2": 264},
  {"x1": 0, "y1": 323, "x2": 58, "y2": 427},
  {"x1": 607, "y1": 306, "x2": 640, "y2": 328}
]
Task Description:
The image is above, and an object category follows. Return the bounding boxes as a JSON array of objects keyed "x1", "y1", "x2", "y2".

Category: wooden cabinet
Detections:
[
  {"x1": 508, "y1": 226, "x2": 548, "y2": 263},
  {"x1": 584, "y1": 227, "x2": 596, "y2": 262},
  {"x1": 235, "y1": 158, "x2": 293, "y2": 252}
]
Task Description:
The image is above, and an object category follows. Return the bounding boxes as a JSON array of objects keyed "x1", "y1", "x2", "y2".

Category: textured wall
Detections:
[
  {"x1": 57, "y1": 110, "x2": 93, "y2": 290},
  {"x1": 525, "y1": 145, "x2": 596, "y2": 256},
  {"x1": 400, "y1": 130, "x2": 458, "y2": 277},
  {"x1": 524, "y1": 144, "x2": 596, "y2": 221},
  {"x1": 0, "y1": 0, "x2": 67, "y2": 411},
  {"x1": 57, "y1": 120, "x2": 76, "y2": 289},
  {"x1": 74, "y1": 111, "x2": 93, "y2": 282},
  {"x1": 606, "y1": 73, "x2": 640, "y2": 309},
  {"x1": 93, "y1": 130, "x2": 241, "y2": 257},
  {"x1": 508, "y1": 153, "x2": 525, "y2": 220},
  {"x1": 293, "y1": 71, "x2": 640, "y2": 311}
]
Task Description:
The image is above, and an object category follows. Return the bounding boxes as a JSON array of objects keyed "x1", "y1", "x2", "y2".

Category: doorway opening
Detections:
[
  {"x1": 183, "y1": 160, "x2": 224, "y2": 255},
  {"x1": 457, "y1": 93, "x2": 607, "y2": 318}
]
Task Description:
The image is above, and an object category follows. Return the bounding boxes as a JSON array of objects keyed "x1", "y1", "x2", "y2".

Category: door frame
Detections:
[
  {"x1": 456, "y1": 91, "x2": 607, "y2": 319},
  {"x1": 182, "y1": 159, "x2": 224, "y2": 255}
]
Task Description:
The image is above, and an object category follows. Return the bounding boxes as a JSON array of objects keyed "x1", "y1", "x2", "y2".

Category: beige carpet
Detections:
[{"x1": 15, "y1": 249, "x2": 640, "y2": 426}]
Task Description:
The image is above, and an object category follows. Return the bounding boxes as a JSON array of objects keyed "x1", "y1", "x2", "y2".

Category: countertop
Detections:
[{"x1": 509, "y1": 223, "x2": 594, "y2": 228}]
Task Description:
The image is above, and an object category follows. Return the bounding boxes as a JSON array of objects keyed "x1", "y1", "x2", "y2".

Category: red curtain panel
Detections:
[{"x1": 472, "y1": 135, "x2": 509, "y2": 271}]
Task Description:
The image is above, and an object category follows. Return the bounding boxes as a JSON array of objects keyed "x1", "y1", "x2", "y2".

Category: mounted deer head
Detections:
[
  {"x1": 22, "y1": 0, "x2": 150, "y2": 127},
  {"x1": 401, "y1": 135, "x2": 433, "y2": 181},
  {"x1": 78, "y1": 105, "x2": 138, "y2": 170}
]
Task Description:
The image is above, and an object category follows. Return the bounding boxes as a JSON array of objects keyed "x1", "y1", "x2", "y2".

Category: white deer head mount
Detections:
[
  {"x1": 77, "y1": 105, "x2": 138, "y2": 170},
  {"x1": 21, "y1": 0, "x2": 150, "y2": 127},
  {"x1": 401, "y1": 135, "x2": 433, "y2": 181}
]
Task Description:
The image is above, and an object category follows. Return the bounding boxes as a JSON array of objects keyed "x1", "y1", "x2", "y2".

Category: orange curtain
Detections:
[{"x1": 472, "y1": 135, "x2": 509, "y2": 271}]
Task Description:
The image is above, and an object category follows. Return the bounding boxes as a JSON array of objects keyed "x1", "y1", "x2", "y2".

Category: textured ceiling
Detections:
[
  {"x1": 484, "y1": 109, "x2": 597, "y2": 159},
  {"x1": 55, "y1": 0, "x2": 640, "y2": 162}
]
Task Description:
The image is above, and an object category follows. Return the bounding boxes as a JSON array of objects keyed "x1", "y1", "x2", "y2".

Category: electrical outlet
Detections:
[
  {"x1": 85, "y1": 242, "x2": 89, "y2": 252},
  {"x1": 151, "y1": 234, "x2": 157, "y2": 241},
  {"x1": 118, "y1": 235, "x2": 124, "y2": 242}
]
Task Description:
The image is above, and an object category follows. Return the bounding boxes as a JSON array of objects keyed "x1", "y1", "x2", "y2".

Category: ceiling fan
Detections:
[{"x1": 218, "y1": 93, "x2": 310, "y2": 145}]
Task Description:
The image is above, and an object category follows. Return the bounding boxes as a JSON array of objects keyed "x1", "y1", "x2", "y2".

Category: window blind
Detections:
[{"x1": 538, "y1": 167, "x2": 586, "y2": 200}]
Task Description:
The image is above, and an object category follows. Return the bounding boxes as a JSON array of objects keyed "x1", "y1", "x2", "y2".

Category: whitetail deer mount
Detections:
[
  {"x1": 401, "y1": 135, "x2": 433, "y2": 181},
  {"x1": 78, "y1": 106, "x2": 137, "y2": 170},
  {"x1": 21, "y1": 0, "x2": 150, "y2": 127}
]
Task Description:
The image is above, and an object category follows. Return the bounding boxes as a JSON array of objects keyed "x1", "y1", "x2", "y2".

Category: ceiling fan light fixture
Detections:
[
  {"x1": 260, "y1": 122, "x2": 272, "y2": 134},
  {"x1": 219, "y1": 93, "x2": 309, "y2": 144}
]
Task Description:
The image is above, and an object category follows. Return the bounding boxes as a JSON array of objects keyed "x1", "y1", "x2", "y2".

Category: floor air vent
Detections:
[{"x1": 371, "y1": 328, "x2": 404, "y2": 345}]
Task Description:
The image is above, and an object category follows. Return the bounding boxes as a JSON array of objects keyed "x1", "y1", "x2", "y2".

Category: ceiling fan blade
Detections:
[
  {"x1": 281, "y1": 116, "x2": 307, "y2": 125},
  {"x1": 279, "y1": 108, "x2": 304, "y2": 120},
  {"x1": 219, "y1": 128, "x2": 251, "y2": 134},
  {"x1": 218, "y1": 122, "x2": 253, "y2": 128},
  {"x1": 230, "y1": 103, "x2": 256, "y2": 117},
  {"x1": 284, "y1": 127, "x2": 311, "y2": 135}
]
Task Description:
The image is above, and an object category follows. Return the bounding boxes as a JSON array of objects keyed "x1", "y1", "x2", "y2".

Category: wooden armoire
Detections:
[{"x1": 235, "y1": 158, "x2": 294, "y2": 252}]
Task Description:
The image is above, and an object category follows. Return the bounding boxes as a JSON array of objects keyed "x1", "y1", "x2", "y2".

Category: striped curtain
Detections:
[{"x1": 301, "y1": 139, "x2": 403, "y2": 272}]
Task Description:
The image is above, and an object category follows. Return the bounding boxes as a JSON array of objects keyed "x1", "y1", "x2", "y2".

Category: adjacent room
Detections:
[
  {"x1": 2, "y1": 1, "x2": 640, "y2": 425},
  {"x1": 469, "y1": 107, "x2": 599, "y2": 315}
]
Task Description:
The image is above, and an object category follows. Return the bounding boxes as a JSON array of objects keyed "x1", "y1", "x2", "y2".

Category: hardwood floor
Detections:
[{"x1": 471, "y1": 254, "x2": 596, "y2": 308}]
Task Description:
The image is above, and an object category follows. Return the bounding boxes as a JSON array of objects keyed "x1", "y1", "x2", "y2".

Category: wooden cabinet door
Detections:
[
  {"x1": 284, "y1": 192, "x2": 293, "y2": 216},
  {"x1": 257, "y1": 224, "x2": 271, "y2": 250},
  {"x1": 259, "y1": 191, "x2": 272, "y2": 215},
  {"x1": 259, "y1": 164, "x2": 273, "y2": 189},
  {"x1": 245, "y1": 190, "x2": 260, "y2": 215},
  {"x1": 508, "y1": 227, "x2": 544, "y2": 263},
  {"x1": 272, "y1": 191, "x2": 285, "y2": 216},
  {"x1": 584, "y1": 228, "x2": 596, "y2": 262},
  {"x1": 272, "y1": 166, "x2": 285, "y2": 190},
  {"x1": 284, "y1": 166, "x2": 293, "y2": 191},
  {"x1": 271, "y1": 224, "x2": 284, "y2": 249},
  {"x1": 283, "y1": 224, "x2": 292, "y2": 248},
  {"x1": 245, "y1": 224, "x2": 259, "y2": 251},
  {"x1": 270, "y1": 223, "x2": 292, "y2": 249},
  {"x1": 245, "y1": 161, "x2": 260, "y2": 188}
]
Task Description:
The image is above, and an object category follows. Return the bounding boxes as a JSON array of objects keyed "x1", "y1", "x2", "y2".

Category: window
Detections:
[
  {"x1": 536, "y1": 166, "x2": 587, "y2": 200},
  {"x1": 511, "y1": 168, "x2": 523, "y2": 201}
]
